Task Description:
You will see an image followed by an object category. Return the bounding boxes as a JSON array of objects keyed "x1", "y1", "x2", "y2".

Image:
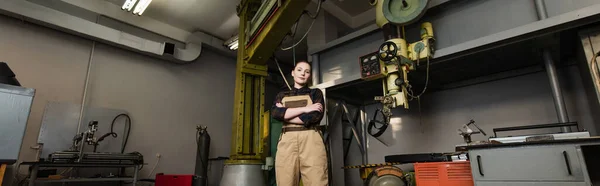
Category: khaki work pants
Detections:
[{"x1": 275, "y1": 129, "x2": 328, "y2": 186}]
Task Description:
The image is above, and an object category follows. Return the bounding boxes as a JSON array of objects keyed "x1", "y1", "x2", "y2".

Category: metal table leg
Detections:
[
  {"x1": 132, "y1": 165, "x2": 139, "y2": 185},
  {"x1": 28, "y1": 165, "x2": 38, "y2": 186}
]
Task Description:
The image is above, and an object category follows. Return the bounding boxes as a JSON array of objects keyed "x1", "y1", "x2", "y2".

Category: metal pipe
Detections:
[
  {"x1": 341, "y1": 102, "x2": 365, "y2": 157},
  {"x1": 77, "y1": 41, "x2": 95, "y2": 134},
  {"x1": 534, "y1": 0, "x2": 570, "y2": 132},
  {"x1": 543, "y1": 51, "x2": 571, "y2": 132},
  {"x1": 360, "y1": 107, "x2": 368, "y2": 164},
  {"x1": 77, "y1": 16, "x2": 99, "y2": 134},
  {"x1": 534, "y1": 0, "x2": 548, "y2": 20},
  {"x1": 311, "y1": 54, "x2": 320, "y2": 86}
]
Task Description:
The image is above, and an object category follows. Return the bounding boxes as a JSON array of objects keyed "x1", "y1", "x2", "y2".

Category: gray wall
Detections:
[
  {"x1": 341, "y1": 65, "x2": 595, "y2": 186},
  {"x1": 317, "y1": 0, "x2": 600, "y2": 84},
  {"x1": 0, "y1": 13, "x2": 238, "y2": 186}
]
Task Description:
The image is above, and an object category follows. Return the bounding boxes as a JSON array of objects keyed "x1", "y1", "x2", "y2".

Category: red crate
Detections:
[
  {"x1": 415, "y1": 161, "x2": 474, "y2": 186},
  {"x1": 155, "y1": 174, "x2": 194, "y2": 186}
]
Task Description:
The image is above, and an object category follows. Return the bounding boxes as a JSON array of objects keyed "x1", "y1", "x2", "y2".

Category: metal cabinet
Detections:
[
  {"x1": 468, "y1": 145, "x2": 585, "y2": 184},
  {"x1": 473, "y1": 182, "x2": 587, "y2": 186},
  {"x1": 0, "y1": 84, "x2": 34, "y2": 164}
]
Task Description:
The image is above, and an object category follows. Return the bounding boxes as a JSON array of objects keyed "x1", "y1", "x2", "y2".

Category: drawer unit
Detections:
[{"x1": 468, "y1": 145, "x2": 584, "y2": 182}]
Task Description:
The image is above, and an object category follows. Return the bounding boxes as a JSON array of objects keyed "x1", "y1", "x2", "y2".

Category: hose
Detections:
[
  {"x1": 280, "y1": 0, "x2": 322, "y2": 51},
  {"x1": 111, "y1": 113, "x2": 131, "y2": 153}
]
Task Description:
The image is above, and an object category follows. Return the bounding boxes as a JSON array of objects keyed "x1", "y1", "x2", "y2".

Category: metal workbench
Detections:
[{"x1": 21, "y1": 161, "x2": 141, "y2": 186}]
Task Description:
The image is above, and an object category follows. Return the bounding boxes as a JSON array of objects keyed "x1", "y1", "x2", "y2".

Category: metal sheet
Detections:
[
  {"x1": 0, "y1": 84, "x2": 34, "y2": 163},
  {"x1": 219, "y1": 164, "x2": 265, "y2": 186},
  {"x1": 318, "y1": 32, "x2": 383, "y2": 83},
  {"x1": 37, "y1": 102, "x2": 128, "y2": 158},
  {"x1": 489, "y1": 132, "x2": 591, "y2": 144}
]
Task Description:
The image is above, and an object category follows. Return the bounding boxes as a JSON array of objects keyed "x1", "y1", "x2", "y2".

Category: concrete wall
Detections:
[
  {"x1": 0, "y1": 14, "x2": 91, "y2": 172},
  {"x1": 317, "y1": 0, "x2": 600, "y2": 84},
  {"x1": 0, "y1": 13, "x2": 238, "y2": 186},
  {"x1": 341, "y1": 65, "x2": 595, "y2": 186}
]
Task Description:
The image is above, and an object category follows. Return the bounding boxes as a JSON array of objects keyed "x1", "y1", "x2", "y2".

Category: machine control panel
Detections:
[{"x1": 360, "y1": 51, "x2": 386, "y2": 80}]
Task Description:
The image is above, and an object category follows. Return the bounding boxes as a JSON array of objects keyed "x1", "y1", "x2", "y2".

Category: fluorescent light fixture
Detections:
[
  {"x1": 229, "y1": 42, "x2": 239, "y2": 50},
  {"x1": 122, "y1": 0, "x2": 138, "y2": 11},
  {"x1": 132, "y1": 0, "x2": 153, "y2": 15},
  {"x1": 224, "y1": 35, "x2": 239, "y2": 50}
]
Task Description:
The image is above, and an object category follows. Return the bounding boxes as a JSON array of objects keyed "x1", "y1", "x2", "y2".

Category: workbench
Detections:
[
  {"x1": 21, "y1": 161, "x2": 141, "y2": 186},
  {"x1": 461, "y1": 137, "x2": 600, "y2": 186}
]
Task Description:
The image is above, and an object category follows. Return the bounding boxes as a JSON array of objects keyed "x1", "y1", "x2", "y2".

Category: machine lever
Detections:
[
  {"x1": 477, "y1": 155, "x2": 484, "y2": 176},
  {"x1": 563, "y1": 151, "x2": 572, "y2": 175}
]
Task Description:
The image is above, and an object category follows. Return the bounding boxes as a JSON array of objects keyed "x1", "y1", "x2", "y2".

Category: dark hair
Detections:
[{"x1": 294, "y1": 61, "x2": 311, "y2": 68}]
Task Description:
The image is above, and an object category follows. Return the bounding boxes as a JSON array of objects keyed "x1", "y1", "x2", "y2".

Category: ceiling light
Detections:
[
  {"x1": 121, "y1": 0, "x2": 138, "y2": 11},
  {"x1": 224, "y1": 35, "x2": 239, "y2": 51},
  {"x1": 229, "y1": 42, "x2": 239, "y2": 50},
  {"x1": 132, "y1": 0, "x2": 153, "y2": 15}
]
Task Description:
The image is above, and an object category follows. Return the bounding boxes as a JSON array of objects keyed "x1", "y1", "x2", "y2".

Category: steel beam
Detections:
[{"x1": 244, "y1": 0, "x2": 311, "y2": 65}]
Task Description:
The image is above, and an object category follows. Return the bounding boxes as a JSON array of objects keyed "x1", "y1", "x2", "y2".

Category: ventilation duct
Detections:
[{"x1": 0, "y1": 0, "x2": 202, "y2": 64}]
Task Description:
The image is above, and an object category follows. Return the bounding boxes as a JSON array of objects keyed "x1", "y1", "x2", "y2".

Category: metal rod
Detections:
[
  {"x1": 341, "y1": 102, "x2": 365, "y2": 157},
  {"x1": 493, "y1": 122, "x2": 578, "y2": 137},
  {"x1": 311, "y1": 54, "x2": 320, "y2": 86},
  {"x1": 534, "y1": 0, "x2": 571, "y2": 132},
  {"x1": 133, "y1": 165, "x2": 139, "y2": 185},
  {"x1": 360, "y1": 107, "x2": 368, "y2": 164},
  {"x1": 76, "y1": 16, "x2": 99, "y2": 134},
  {"x1": 543, "y1": 49, "x2": 571, "y2": 132},
  {"x1": 534, "y1": 0, "x2": 548, "y2": 20}
]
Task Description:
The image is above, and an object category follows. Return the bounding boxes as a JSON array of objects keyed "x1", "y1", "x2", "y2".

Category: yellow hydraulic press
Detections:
[
  {"x1": 220, "y1": 0, "x2": 311, "y2": 185},
  {"x1": 368, "y1": 0, "x2": 435, "y2": 120}
]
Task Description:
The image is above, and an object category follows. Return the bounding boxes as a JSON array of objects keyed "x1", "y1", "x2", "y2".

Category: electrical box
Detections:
[{"x1": 359, "y1": 51, "x2": 386, "y2": 80}]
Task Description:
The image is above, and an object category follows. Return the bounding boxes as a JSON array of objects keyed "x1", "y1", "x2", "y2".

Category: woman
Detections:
[{"x1": 271, "y1": 61, "x2": 328, "y2": 186}]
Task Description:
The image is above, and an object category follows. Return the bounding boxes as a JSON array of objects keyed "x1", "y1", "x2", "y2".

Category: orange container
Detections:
[{"x1": 414, "y1": 161, "x2": 474, "y2": 186}]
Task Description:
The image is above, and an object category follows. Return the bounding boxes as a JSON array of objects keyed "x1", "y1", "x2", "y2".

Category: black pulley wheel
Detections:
[{"x1": 378, "y1": 41, "x2": 398, "y2": 62}]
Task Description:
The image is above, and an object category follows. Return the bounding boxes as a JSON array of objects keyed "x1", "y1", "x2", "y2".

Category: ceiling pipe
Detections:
[
  {"x1": 0, "y1": 0, "x2": 201, "y2": 64},
  {"x1": 534, "y1": 0, "x2": 571, "y2": 133}
]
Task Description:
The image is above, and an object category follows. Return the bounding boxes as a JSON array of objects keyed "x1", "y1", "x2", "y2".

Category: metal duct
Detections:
[{"x1": 0, "y1": 0, "x2": 202, "y2": 64}]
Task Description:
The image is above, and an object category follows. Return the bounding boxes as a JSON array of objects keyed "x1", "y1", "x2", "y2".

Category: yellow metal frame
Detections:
[{"x1": 227, "y1": 0, "x2": 311, "y2": 165}]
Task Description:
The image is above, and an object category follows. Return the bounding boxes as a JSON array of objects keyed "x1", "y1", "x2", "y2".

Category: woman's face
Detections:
[{"x1": 292, "y1": 62, "x2": 311, "y2": 86}]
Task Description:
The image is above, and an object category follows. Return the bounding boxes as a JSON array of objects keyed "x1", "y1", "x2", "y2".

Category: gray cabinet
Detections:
[
  {"x1": 0, "y1": 84, "x2": 34, "y2": 164},
  {"x1": 469, "y1": 145, "x2": 586, "y2": 185},
  {"x1": 474, "y1": 182, "x2": 587, "y2": 186}
]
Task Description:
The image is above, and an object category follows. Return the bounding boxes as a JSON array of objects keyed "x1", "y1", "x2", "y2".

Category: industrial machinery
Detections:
[
  {"x1": 221, "y1": 0, "x2": 312, "y2": 185},
  {"x1": 458, "y1": 120, "x2": 487, "y2": 144},
  {"x1": 354, "y1": 1, "x2": 435, "y2": 184},
  {"x1": 361, "y1": 0, "x2": 435, "y2": 121},
  {"x1": 47, "y1": 119, "x2": 143, "y2": 165},
  {"x1": 224, "y1": 0, "x2": 433, "y2": 185}
]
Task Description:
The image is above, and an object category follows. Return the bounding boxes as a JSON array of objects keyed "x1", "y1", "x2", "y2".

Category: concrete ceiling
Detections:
[
  {"x1": 25, "y1": 0, "x2": 376, "y2": 66},
  {"x1": 331, "y1": 0, "x2": 373, "y2": 16},
  {"x1": 104, "y1": 0, "x2": 240, "y2": 40},
  {"x1": 102, "y1": 0, "x2": 373, "y2": 40}
]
